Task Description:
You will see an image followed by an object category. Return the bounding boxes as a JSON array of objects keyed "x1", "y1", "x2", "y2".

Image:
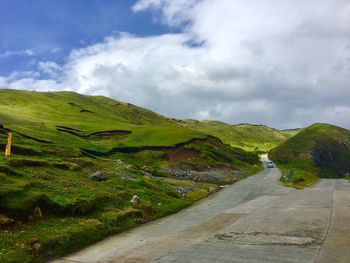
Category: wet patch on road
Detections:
[{"x1": 215, "y1": 230, "x2": 324, "y2": 247}]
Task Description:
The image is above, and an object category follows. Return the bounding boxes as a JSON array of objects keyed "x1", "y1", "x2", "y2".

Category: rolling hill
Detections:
[
  {"x1": 0, "y1": 89, "x2": 260, "y2": 263},
  {"x1": 270, "y1": 123, "x2": 350, "y2": 187},
  {"x1": 175, "y1": 119, "x2": 295, "y2": 152}
]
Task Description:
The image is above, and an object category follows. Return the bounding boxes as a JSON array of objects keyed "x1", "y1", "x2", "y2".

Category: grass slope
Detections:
[
  {"x1": 176, "y1": 119, "x2": 292, "y2": 152},
  {"x1": 0, "y1": 90, "x2": 204, "y2": 151},
  {"x1": 0, "y1": 90, "x2": 260, "y2": 262},
  {"x1": 270, "y1": 123, "x2": 350, "y2": 188}
]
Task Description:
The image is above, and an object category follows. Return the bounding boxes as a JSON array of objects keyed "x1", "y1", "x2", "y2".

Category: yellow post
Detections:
[{"x1": 5, "y1": 132, "x2": 12, "y2": 157}]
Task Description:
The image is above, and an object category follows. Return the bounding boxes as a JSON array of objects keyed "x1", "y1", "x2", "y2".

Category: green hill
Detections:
[
  {"x1": 175, "y1": 119, "x2": 293, "y2": 152},
  {"x1": 0, "y1": 89, "x2": 260, "y2": 263},
  {"x1": 270, "y1": 123, "x2": 350, "y2": 188}
]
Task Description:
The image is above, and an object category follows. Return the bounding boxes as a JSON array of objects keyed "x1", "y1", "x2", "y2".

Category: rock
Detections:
[
  {"x1": 115, "y1": 159, "x2": 124, "y2": 165},
  {"x1": 141, "y1": 166, "x2": 153, "y2": 172},
  {"x1": 169, "y1": 170, "x2": 192, "y2": 178},
  {"x1": 89, "y1": 171, "x2": 108, "y2": 181},
  {"x1": 130, "y1": 195, "x2": 140, "y2": 205},
  {"x1": 208, "y1": 187, "x2": 216, "y2": 194},
  {"x1": 115, "y1": 159, "x2": 132, "y2": 169},
  {"x1": 0, "y1": 214, "x2": 14, "y2": 226}
]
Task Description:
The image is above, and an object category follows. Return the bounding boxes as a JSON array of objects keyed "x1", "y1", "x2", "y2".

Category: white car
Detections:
[{"x1": 267, "y1": 161, "x2": 274, "y2": 168}]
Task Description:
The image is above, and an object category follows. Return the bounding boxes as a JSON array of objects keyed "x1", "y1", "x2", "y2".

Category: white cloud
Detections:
[
  {"x1": 132, "y1": 0, "x2": 198, "y2": 27},
  {"x1": 0, "y1": 49, "x2": 35, "y2": 58},
  {"x1": 1, "y1": 0, "x2": 350, "y2": 129},
  {"x1": 38, "y1": 61, "x2": 62, "y2": 78}
]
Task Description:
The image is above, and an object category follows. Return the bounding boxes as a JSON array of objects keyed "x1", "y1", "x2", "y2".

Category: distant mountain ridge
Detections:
[{"x1": 175, "y1": 119, "x2": 297, "y2": 152}]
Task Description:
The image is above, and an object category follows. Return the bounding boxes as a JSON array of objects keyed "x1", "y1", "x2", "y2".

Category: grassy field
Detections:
[
  {"x1": 270, "y1": 123, "x2": 350, "y2": 188},
  {"x1": 0, "y1": 90, "x2": 205, "y2": 151},
  {"x1": 176, "y1": 119, "x2": 294, "y2": 152},
  {"x1": 0, "y1": 90, "x2": 261, "y2": 262}
]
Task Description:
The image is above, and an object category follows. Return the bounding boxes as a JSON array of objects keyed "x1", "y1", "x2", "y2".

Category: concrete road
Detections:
[{"x1": 53, "y1": 160, "x2": 350, "y2": 263}]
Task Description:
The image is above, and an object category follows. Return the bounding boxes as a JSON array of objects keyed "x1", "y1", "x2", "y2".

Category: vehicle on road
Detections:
[{"x1": 267, "y1": 161, "x2": 274, "y2": 168}]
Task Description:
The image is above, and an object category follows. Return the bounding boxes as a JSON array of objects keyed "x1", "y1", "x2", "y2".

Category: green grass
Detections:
[
  {"x1": 0, "y1": 90, "x2": 204, "y2": 152},
  {"x1": 270, "y1": 123, "x2": 350, "y2": 187},
  {"x1": 0, "y1": 154, "x2": 219, "y2": 263},
  {"x1": 176, "y1": 119, "x2": 293, "y2": 152},
  {"x1": 277, "y1": 158, "x2": 320, "y2": 188},
  {"x1": 0, "y1": 90, "x2": 262, "y2": 262}
]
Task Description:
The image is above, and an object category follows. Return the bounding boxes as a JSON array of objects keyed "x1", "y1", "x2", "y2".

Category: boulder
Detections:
[
  {"x1": 0, "y1": 214, "x2": 14, "y2": 226},
  {"x1": 89, "y1": 171, "x2": 108, "y2": 181},
  {"x1": 115, "y1": 159, "x2": 124, "y2": 165},
  {"x1": 208, "y1": 187, "x2": 216, "y2": 194},
  {"x1": 130, "y1": 195, "x2": 140, "y2": 205}
]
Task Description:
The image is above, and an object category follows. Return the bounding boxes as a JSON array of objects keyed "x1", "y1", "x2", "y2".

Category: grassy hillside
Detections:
[
  {"x1": 0, "y1": 90, "x2": 204, "y2": 151},
  {"x1": 270, "y1": 123, "x2": 350, "y2": 188},
  {"x1": 175, "y1": 119, "x2": 292, "y2": 152},
  {"x1": 0, "y1": 90, "x2": 260, "y2": 262}
]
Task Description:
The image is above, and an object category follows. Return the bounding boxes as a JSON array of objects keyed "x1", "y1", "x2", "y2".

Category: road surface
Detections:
[{"x1": 53, "y1": 159, "x2": 350, "y2": 263}]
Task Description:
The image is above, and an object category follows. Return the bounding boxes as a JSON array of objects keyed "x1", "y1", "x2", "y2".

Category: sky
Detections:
[{"x1": 0, "y1": 0, "x2": 349, "y2": 129}]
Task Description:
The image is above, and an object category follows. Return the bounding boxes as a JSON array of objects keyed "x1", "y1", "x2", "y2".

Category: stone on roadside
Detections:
[
  {"x1": 89, "y1": 171, "x2": 108, "y2": 181},
  {"x1": 208, "y1": 187, "x2": 216, "y2": 194}
]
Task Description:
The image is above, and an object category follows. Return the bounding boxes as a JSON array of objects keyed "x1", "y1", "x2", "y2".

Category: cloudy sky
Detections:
[{"x1": 0, "y1": 0, "x2": 349, "y2": 129}]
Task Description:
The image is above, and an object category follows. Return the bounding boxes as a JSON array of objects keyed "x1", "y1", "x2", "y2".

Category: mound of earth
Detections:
[{"x1": 270, "y1": 123, "x2": 350, "y2": 182}]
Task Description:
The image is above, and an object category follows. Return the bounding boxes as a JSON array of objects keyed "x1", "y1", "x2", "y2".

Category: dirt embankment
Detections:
[
  {"x1": 311, "y1": 140, "x2": 350, "y2": 178},
  {"x1": 81, "y1": 136, "x2": 223, "y2": 156},
  {"x1": 164, "y1": 147, "x2": 200, "y2": 162},
  {"x1": 56, "y1": 126, "x2": 132, "y2": 139}
]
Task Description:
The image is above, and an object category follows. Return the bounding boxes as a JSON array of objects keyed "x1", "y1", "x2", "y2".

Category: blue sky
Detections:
[
  {"x1": 1, "y1": 0, "x2": 349, "y2": 129},
  {"x1": 0, "y1": 0, "x2": 177, "y2": 76}
]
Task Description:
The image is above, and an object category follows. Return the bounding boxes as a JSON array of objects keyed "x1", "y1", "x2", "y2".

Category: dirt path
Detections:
[{"x1": 52, "y1": 163, "x2": 350, "y2": 263}]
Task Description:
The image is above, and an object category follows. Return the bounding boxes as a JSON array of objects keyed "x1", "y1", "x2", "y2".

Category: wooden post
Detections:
[{"x1": 5, "y1": 132, "x2": 12, "y2": 157}]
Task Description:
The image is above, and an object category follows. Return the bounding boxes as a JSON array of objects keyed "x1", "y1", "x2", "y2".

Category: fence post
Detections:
[{"x1": 5, "y1": 132, "x2": 12, "y2": 157}]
